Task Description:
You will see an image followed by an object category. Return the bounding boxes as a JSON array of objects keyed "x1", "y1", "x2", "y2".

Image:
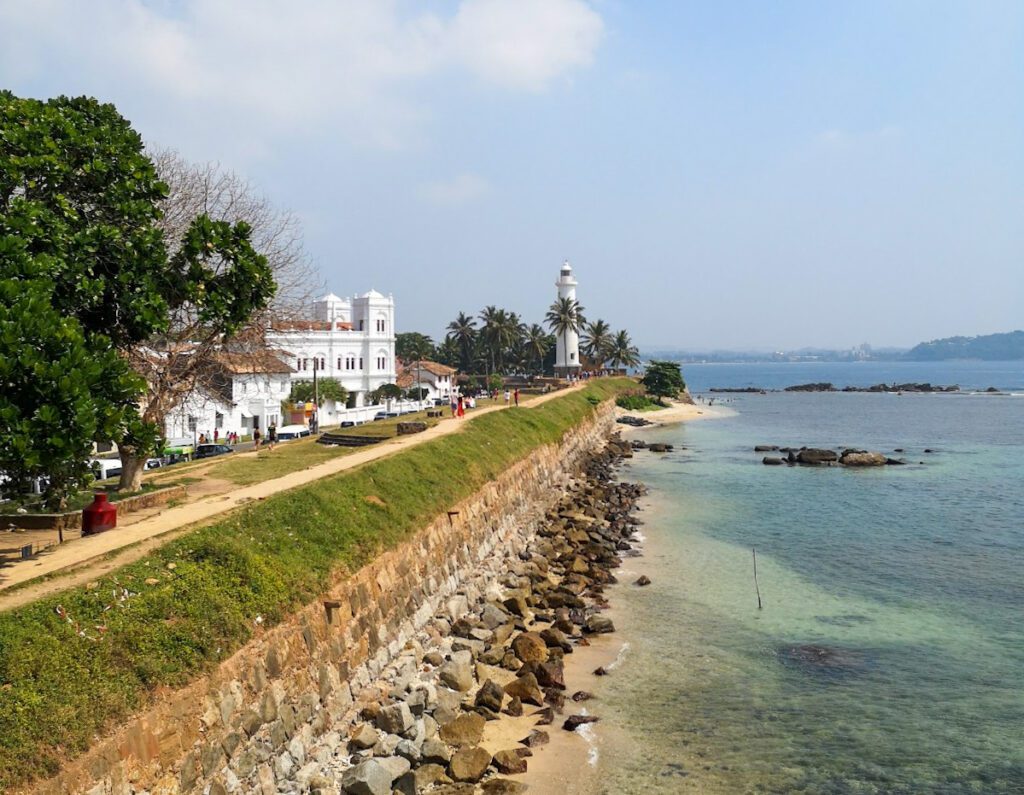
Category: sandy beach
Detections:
[{"x1": 614, "y1": 397, "x2": 735, "y2": 429}]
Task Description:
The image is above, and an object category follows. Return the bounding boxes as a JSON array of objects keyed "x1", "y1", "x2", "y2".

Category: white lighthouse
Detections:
[{"x1": 554, "y1": 260, "x2": 582, "y2": 377}]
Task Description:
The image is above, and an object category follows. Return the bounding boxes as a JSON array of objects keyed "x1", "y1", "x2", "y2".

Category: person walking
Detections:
[
  {"x1": 513, "y1": 388, "x2": 519, "y2": 407},
  {"x1": 457, "y1": 395, "x2": 465, "y2": 419},
  {"x1": 253, "y1": 428, "x2": 262, "y2": 449},
  {"x1": 504, "y1": 389, "x2": 511, "y2": 407},
  {"x1": 450, "y1": 394, "x2": 458, "y2": 417},
  {"x1": 267, "y1": 424, "x2": 277, "y2": 451}
]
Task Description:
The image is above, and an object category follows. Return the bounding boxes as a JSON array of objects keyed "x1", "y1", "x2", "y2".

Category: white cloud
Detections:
[
  {"x1": 417, "y1": 173, "x2": 490, "y2": 205},
  {"x1": 449, "y1": 0, "x2": 604, "y2": 91},
  {"x1": 0, "y1": 0, "x2": 604, "y2": 153}
]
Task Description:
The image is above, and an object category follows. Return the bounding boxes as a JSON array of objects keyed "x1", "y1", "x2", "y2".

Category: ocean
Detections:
[{"x1": 588, "y1": 361, "x2": 1024, "y2": 794}]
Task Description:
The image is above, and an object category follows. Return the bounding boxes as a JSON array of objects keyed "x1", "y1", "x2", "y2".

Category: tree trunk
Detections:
[{"x1": 118, "y1": 448, "x2": 147, "y2": 492}]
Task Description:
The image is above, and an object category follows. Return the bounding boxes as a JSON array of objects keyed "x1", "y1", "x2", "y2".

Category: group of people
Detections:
[
  {"x1": 198, "y1": 429, "x2": 240, "y2": 445},
  {"x1": 448, "y1": 387, "x2": 520, "y2": 417},
  {"x1": 195, "y1": 425, "x2": 277, "y2": 450}
]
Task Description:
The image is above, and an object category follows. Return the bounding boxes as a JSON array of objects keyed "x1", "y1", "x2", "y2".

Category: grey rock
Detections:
[
  {"x1": 376, "y1": 702, "x2": 414, "y2": 734},
  {"x1": 340, "y1": 759, "x2": 395, "y2": 795},
  {"x1": 438, "y1": 660, "x2": 474, "y2": 692}
]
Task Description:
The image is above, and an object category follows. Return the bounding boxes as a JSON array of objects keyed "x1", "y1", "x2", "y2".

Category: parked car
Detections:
[
  {"x1": 145, "y1": 458, "x2": 164, "y2": 470},
  {"x1": 373, "y1": 411, "x2": 388, "y2": 421},
  {"x1": 275, "y1": 424, "x2": 311, "y2": 441},
  {"x1": 193, "y1": 444, "x2": 234, "y2": 460},
  {"x1": 89, "y1": 458, "x2": 123, "y2": 481}
]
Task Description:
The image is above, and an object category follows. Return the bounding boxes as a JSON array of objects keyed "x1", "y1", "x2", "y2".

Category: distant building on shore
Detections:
[
  {"x1": 554, "y1": 260, "x2": 582, "y2": 377},
  {"x1": 267, "y1": 290, "x2": 398, "y2": 410}
]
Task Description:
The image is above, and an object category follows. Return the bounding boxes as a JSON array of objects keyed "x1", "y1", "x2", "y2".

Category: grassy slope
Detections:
[{"x1": 0, "y1": 379, "x2": 630, "y2": 789}]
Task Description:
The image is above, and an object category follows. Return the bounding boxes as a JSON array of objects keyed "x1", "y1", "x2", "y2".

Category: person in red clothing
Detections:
[
  {"x1": 457, "y1": 395, "x2": 465, "y2": 418},
  {"x1": 513, "y1": 388, "x2": 519, "y2": 407}
]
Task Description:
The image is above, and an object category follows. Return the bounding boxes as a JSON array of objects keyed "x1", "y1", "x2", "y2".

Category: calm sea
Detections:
[{"x1": 589, "y1": 361, "x2": 1024, "y2": 794}]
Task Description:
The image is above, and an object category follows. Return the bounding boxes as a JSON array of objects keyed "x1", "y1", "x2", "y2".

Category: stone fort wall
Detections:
[{"x1": 28, "y1": 403, "x2": 616, "y2": 795}]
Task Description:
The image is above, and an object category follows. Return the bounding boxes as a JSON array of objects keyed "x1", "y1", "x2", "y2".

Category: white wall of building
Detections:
[
  {"x1": 164, "y1": 372, "x2": 291, "y2": 443},
  {"x1": 267, "y1": 290, "x2": 398, "y2": 408}
]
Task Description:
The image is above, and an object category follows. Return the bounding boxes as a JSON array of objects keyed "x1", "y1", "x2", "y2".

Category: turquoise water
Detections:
[{"x1": 592, "y1": 367, "x2": 1024, "y2": 793}]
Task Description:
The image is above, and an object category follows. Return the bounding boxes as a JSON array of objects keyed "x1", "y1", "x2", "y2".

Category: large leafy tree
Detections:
[
  {"x1": 545, "y1": 296, "x2": 585, "y2": 372},
  {"x1": 1, "y1": 92, "x2": 274, "y2": 496},
  {"x1": 641, "y1": 360, "x2": 686, "y2": 399},
  {"x1": 396, "y1": 332, "x2": 436, "y2": 363},
  {"x1": 286, "y1": 378, "x2": 347, "y2": 408},
  {"x1": 0, "y1": 261, "x2": 145, "y2": 510}
]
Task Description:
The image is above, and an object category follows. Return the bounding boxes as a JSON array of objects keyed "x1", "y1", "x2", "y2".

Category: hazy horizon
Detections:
[{"x1": 2, "y1": 1, "x2": 1021, "y2": 350}]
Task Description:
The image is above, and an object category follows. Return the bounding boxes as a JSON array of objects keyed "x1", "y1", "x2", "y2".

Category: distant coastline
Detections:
[{"x1": 644, "y1": 328, "x2": 1024, "y2": 364}]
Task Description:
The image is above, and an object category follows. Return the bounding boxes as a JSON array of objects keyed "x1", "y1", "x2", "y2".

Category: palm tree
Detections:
[
  {"x1": 581, "y1": 318, "x2": 613, "y2": 369},
  {"x1": 545, "y1": 296, "x2": 585, "y2": 375},
  {"x1": 446, "y1": 311, "x2": 477, "y2": 373},
  {"x1": 523, "y1": 323, "x2": 551, "y2": 374},
  {"x1": 608, "y1": 329, "x2": 641, "y2": 370},
  {"x1": 478, "y1": 305, "x2": 502, "y2": 374}
]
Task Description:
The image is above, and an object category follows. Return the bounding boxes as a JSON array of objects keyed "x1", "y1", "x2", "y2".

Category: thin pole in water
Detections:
[{"x1": 752, "y1": 547, "x2": 763, "y2": 610}]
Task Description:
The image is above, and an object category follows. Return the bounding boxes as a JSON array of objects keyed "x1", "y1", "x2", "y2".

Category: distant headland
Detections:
[{"x1": 645, "y1": 330, "x2": 1024, "y2": 363}]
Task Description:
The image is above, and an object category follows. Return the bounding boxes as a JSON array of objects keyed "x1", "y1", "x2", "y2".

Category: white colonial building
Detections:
[
  {"x1": 266, "y1": 290, "x2": 398, "y2": 413},
  {"x1": 554, "y1": 260, "x2": 582, "y2": 377},
  {"x1": 164, "y1": 352, "x2": 293, "y2": 443}
]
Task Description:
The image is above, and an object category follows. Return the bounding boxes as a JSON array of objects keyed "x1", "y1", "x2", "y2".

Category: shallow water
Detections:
[{"x1": 590, "y1": 376, "x2": 1024, "y2": 793}]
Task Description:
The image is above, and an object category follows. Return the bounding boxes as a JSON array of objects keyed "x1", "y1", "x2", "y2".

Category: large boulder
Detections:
[
  {"x1": 474, "y1": 679, "x2": 505, "y2": 713},
  {"x1": 583, "y1": 614, "x2": 615, "y2": 634},
  {"x1": 340, "y1": 759, "x2": 395, "y2": 795},
  {"x1": 840, "y1": 451, "x2": 887, "y2": 467},
  {"x1": 448, "y1": 746, "x2": 492, "y2": 782},
  {"x1": 511, "y1": 632, "x2": 549, "y2": 664},
  {"x1": 504, "y1": 672, "x2": 545, "y2": 706},
  {"x1": 438, "y1": 659, "x2": 474, "y2": 692},
  {"x1": 395, "y1": 763, "x2": 449, "y2": 795},
  {"x1": 796, "y1": 448, "x2": 838, "y2": 465},
  {"x1": 439, "y1": 712, "x2": 485, "y2": 747},
  {"x1": 492, "y1": 749, "x2": 528, "y2": 774},
  {"x1": 376, "y1": 702, "x2": 414, "y2": 735}
]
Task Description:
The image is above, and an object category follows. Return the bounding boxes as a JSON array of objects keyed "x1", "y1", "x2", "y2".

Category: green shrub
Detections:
[{"x1": 615, "y1": 393, "x2": 664, "y2": 411}]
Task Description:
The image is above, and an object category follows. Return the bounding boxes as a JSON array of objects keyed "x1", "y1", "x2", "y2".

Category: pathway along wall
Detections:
[{"x1": 29, "y1": 404, "x2": 617, "y2": 795}]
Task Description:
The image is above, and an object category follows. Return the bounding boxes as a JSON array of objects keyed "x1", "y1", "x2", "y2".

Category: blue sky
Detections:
[{"x1": 2, "y1": 0, "x2": 1021, "y2": 349}]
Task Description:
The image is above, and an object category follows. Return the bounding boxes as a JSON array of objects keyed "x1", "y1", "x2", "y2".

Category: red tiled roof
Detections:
[
  {"x1": 399, "y1": 360, "x2": 457, "y2": 377},
  {"x1": 270, "y1": 320, "x2": 354, "y2": 332}
]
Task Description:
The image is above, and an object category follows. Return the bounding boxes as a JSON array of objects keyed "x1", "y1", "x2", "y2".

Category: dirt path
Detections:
[{"x1": 0, "y1": 383, "x2": 584, "y2": 611}]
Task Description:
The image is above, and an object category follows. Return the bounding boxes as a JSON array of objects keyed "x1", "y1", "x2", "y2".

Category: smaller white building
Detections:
[
  {"x1": 396, "y1": 360, "x2": 457, "y2": 401},
  {"x1": 164, "y1": 352, "x2": 293, "y2": 443}
]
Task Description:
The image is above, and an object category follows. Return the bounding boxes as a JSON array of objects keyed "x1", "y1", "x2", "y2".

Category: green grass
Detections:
[
  {"x1": 207, "y1": 409, "x2": 445, "y2": 486},
  {"x1": 0, "y1": 379, "x2": 632, "y2": 789}
]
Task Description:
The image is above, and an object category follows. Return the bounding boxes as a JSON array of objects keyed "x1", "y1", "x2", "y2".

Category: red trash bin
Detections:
[{"x1": 82, "y1": 493, "x2": 117, "y2": 535}]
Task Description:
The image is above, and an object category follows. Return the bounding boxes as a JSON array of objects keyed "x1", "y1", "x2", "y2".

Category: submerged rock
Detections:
[{"x1": 778, "y1": 644, "x2": 869, "y2": 677}]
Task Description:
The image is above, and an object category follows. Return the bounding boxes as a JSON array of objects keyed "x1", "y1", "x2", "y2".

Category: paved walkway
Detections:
[{"x1": 0, "y1": 384, "x2": 584, "y2": 610}]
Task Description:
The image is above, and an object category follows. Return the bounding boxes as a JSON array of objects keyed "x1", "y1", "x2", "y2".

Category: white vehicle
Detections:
[
  {"x1": 275, "y1": 424, "x2": 312, "y2": 441},
  {"x1": 89, "y1": 458, "x2": 123, "y2": 481}
]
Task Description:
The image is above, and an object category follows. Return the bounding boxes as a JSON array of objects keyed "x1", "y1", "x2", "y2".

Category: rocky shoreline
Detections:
[
  {"x1": 291, "y1": 437, "x2": 647, "y2": 795},
  {"x1": 710, "y1": 382, "x2": 964, "y2": 393}
]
